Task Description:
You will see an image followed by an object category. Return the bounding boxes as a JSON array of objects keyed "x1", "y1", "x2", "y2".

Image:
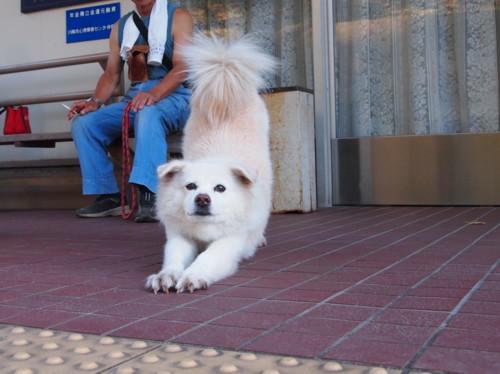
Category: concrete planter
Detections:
[{"x1": 263, "y1": 87, "x2": 316, "y2": 213}]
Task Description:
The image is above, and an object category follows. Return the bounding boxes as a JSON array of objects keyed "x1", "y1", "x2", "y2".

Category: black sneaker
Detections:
[
  {"x1": 135, "y1": 190, "x2": 158, "y2": 223},
  {"x1": 76, "y1": 194, "x2": 128, "y2": 218}
]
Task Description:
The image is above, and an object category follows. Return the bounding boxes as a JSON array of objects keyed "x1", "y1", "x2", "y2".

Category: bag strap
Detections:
[
  {"x1": 19, "y1": 106, "x2": 29, "y2": 132},
  {"x1": 132, "y1": 12, "x2": 173, "y2": 71},
  {"x1": 132, "y1": 12, "x2": 149, "y2": 43}
]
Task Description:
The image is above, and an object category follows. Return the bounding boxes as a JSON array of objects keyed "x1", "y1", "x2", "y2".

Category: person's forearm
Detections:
[
  {"x1": 149, "y1": 69, "x2": 188, "y2": 100},
  {"x1": 92, "y1": 71, "x2": 122, "y2": 104}
]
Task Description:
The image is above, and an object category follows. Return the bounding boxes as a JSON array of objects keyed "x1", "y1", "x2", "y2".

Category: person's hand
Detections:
[
  {"x1": 66, "y1": 100, "x2": 99, "y2": 120},
  {"x1": 130, "y1": 91, "x2": 159, "y2": 112}
]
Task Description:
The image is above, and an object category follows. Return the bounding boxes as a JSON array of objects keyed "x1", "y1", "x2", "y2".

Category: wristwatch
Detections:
[{"x1": 87, "y1": 96, "x2": 103, "y2": 108}]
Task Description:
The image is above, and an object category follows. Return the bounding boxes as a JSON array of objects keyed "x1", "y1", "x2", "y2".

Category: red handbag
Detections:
[{"x1": 3, "y1": 106, "x2": 32, "y2": 135}]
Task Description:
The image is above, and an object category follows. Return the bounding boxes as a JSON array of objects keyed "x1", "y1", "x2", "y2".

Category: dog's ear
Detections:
[
  {"x1": 231, "y1": 163, "x2": 258, "y2": 187},
  {"x1": 157, "y1": 160, "x2": 186, "y2": 183}
]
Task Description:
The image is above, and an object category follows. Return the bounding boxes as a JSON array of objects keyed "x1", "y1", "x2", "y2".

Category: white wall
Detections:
[{"x1": 0, "y1": 1, "x2": 134, "y2": 162}]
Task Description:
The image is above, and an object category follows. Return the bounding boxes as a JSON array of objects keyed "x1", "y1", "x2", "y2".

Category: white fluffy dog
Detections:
[{"x1": 146, "y1": 34, "x2": 275, "y2": 293}]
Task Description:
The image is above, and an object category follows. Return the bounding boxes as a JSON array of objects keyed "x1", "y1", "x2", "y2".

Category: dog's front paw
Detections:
[
  {"x1": 145, "y1": 271, "x2": 179, "y2": 294},
  {"x1": 176, "y1": 275, "x2": 209, "y2": 294}
]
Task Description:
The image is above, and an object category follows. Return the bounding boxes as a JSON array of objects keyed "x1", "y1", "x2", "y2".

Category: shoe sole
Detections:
[
  {"x1": 134, "y1": 216, "x2": 159, "y2": 223},
  {"x1": 76, "y1": 206, "x2": 129, "y2": 218}
]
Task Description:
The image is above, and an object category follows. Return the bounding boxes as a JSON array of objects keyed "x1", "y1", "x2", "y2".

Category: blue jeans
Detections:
[{"x1": 71, "y1": 80, "x2": 190, "y2": 195}]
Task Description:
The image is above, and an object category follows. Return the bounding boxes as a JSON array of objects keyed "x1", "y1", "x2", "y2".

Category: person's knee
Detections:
[
  {"x1": 135, "y1": 105, "x2": 158, "y2": 126},
  {"x1": 134, "y1": 106, "x2": 165, "y2": 135},
  {"x1": 71, "y1": 115, "x2": 92, "y2": 138}
]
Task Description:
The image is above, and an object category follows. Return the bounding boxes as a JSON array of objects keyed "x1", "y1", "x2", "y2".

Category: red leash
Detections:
[{"x1": 121, "y1": 102, "x2": 137, "y2": 219}]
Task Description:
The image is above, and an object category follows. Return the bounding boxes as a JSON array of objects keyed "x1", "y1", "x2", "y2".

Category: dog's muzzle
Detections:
[{"x1": 194, "y1": 193, "x2": 211, "y2": 216}]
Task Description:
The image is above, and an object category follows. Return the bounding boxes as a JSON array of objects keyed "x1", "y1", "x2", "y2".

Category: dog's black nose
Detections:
[{"x1": 195, "y1": 193, "x2": 211, "y2": 208}]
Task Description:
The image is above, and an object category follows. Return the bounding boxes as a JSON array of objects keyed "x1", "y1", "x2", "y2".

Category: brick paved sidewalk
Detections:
[{"x1": 0, "y1": 207, "x2": 499, "y2": 373}]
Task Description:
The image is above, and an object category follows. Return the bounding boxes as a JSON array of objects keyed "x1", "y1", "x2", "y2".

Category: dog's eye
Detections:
[
  {"x1": 214, "y1": 184, "x2": 226, "y2": 193},
  {"x1": 186, "y1": 183, "x2": 197, "y2": 190}
]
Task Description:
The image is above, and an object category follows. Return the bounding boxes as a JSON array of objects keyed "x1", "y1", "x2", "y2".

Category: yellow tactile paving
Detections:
[{"x1": 0, "y1": 324, "x2": 406, "y2": 374}]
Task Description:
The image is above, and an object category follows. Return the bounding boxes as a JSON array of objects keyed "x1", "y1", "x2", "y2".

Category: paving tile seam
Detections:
[
  {"x1": 95, "y1": 344, "x2": 164, "y2": 374},
  {"x1": 245, "y1": 206, "x2": 474, "y2": 279},
  {"x1": 0, "y1": 323, "x2": 402, "y2": 374},
  {"x1": 264, "y1": 206, "x2": 421, "y2": 250},
  {"x1": 266, "y1": 206, "x2": 387, "y2": 231},
  {"x1": 118, "y1": 208, "x2": 464, "y2": 348},
  {"x1": 238, "y1": 208, "x2": 491, "y2": 357},
  {"x1": 1, "y1": 207, "x2": 497, "y2": 374},
  {"x1": 400, "y1": 257, "x2": 500, "y2": 374},
  {"x1": 41, "y1": 264, "x2": 283, "y2": 334},
  {"x1": 86, "y1": 211, "x2": 415, "y2": 327},
  {"x1": 250, "y1": 206, "x2": 466, "y2": 286},
  {"x1": 96, "y1": 209, "x2": 434, "y2": 338},
  {"x1": 262, "y1": 206, "x2": 444, "y2": 255},
  {"x1": 288, "y1": 206, "x2": 415, "y2": 233},
  {"x1": 36, "y1": 207, "x2": 468, "y2": 355},
  {"x1": 2, "y1": 207, "x2": 489, "y2": 357}
]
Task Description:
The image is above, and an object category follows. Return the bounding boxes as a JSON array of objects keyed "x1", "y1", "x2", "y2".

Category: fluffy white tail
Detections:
[{"x1": 180, "y1": 33, "x2": 276, "y2": 124}]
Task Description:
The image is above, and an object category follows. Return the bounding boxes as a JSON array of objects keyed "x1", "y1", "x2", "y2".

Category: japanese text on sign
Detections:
[{"x1": 66, "y1": 3, "x2": 120, "y2": 43}]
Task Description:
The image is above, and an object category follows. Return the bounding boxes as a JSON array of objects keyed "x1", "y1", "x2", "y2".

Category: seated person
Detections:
[{"x1": 68, "y1": 0, "x2": 192, "y2": 222}]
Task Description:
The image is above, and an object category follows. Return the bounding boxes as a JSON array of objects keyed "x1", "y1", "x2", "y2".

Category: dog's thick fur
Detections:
[{"x1": 146, "y1": 34, "x2": 275, "y2": 293}]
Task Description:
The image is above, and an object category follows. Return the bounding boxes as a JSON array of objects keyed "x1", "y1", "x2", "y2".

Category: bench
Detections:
[
  {"x1": 0, "y1": 131, "x2": 73, "y2": 148},
  {"x1": 0, "y1": 131, "x2": 183, "y2": 154},
  {"x1": 0, "y1": 53, "x2": 120, "y2": 151},
  {"x1": 0, "y1": 51, "x2": 183, "y2": 211},
  {"x1": 0, "y1": 53, "x2": 183, "y2": 160}
]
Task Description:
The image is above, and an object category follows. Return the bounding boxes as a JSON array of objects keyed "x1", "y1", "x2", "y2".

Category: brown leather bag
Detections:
[{"x1": 128, "y1": 45, "x2": 149, "y2": 83}]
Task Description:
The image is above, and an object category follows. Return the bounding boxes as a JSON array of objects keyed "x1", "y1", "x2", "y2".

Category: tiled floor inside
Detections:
[{"x1": 0, "y1": 206, "x2": 499, "y2": 374}]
